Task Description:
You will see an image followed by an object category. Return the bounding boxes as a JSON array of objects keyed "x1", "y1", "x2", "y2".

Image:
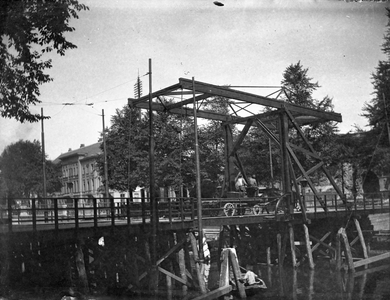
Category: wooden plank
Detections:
[
  {"x1": 191, "y1": 285, "x2": 232, "y2": 300},
  {"x1": 158, "y1": 266, "x2": 192, "y2": 287},
  {"x1": 156, "y1": 237, "x2": 185, "y2": 266},
  {"x1": 354, "y1": 263, "x2": 390, "y2": 277},
  {"x1": 353, "y1": 252, "x2": 390, "y2": 268}
]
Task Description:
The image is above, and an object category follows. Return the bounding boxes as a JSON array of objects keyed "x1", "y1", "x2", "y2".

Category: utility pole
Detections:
[
  {"x1": 148, "y1": 59, "x2": 159, "y2": 292},
  {"x1": 41, "y1": 108, "x2": 47, "y2": 199},
  {"x1": 102, "y1": 109, "x2": 109, "y2": 201},
  {"x1": 192, "y1": 77, "x2": 204, "y2": 261}
]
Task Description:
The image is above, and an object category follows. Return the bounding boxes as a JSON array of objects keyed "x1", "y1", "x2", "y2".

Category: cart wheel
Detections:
[
  {"x1": 223, "y1": 203, "x2": 235, "y2": 216},
  {"x1": 252, "y1": 204, "x2": 261, "y2": 215}
]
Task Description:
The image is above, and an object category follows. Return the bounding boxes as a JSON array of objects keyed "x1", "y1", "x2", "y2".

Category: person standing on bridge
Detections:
[{"x1": 235, "y1": 172, "x2": 247, "y2": 194}]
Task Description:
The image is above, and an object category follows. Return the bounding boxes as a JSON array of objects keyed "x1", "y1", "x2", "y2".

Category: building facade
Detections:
[{"x1": 57, "y1": 143, "x2": 103, "y2": 199}]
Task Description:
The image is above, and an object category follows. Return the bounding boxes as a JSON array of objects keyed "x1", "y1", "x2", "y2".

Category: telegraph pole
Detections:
[
  {"x1": 41, "y1": 108, "x2": 47, "y2": 199},
  {"x1": 148, "y1": 59, "x2": 159, "y2": 291},
  {"x1": 102, "y1": 109, "x2": 109, "y2": 201},
  {"x1": 192, "y1": 77, "x2": 204, "y2": 261}
]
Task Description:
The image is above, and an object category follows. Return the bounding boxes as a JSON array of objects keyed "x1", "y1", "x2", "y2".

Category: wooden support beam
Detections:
[
  {"x1": 229, "y1": 249, "x2": 246, "y2": 299},
  {"x1": 128, "y1": 82, "x2": 181, "y2": 105},
  {"x1": 178, "y1": 248, "x2": 188, "y2": 294},
  {"x1": 189, "y1": 232, "x2": 207, "y2": 294},
  {"x1": 309, "y1": 233, "x2": 335, "y2": 253},
  {"x1": 288, "y1": 223, "x2": 297, "y2": 268},
  {"x1": 156, "y1": 237, "x2": 186, "y2": 266},
  {"x1": 336, "y1": 231, "x2": 342, "y2": 271},
  {"x1": 164, "y1": 93, "x2": 211, "y2": 110},
  {"x1": 353, "y1": 218, "x2": 368, "y2": 259},
  {"x1": 303, "y1": 224, "x2": 315, "y2": 269},
  {"x1": 288, "y1": 143, "x2": 320, "y2": 160},
  {"x1": 229, "y1": 119, "x2": 254, "y2": 157},
  {"x1": 179, "y1": 78, "x2": 342, "y2": 122},
  {"x1": 338, "y1": 228, "x2": 355, "y2": 272},
  {"x1": 277, "y1": 233, "x2": 283, "y2": 271},
  {"x1": 353, "y1": 252, "x2": 390, "y2": 269},
  {"x1": 158, "y1": 266, "x2": 192, "y2": 287},
  {"x1": 191, "y1": 285, "x2": 232, "y2": 300},
  {"x1": 75, "y1": 242, "x2": 89, "y2": 294},
  {"x1": 134, "y1": 101, "x2": 231, "y2": 122},
  {"x1": 224, "y1": 125, "x2": 236, "y2": 193}
]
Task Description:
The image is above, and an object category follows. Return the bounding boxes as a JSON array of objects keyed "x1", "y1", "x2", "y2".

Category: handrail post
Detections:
[
  {"x1": 93, "y1": 197, "x2": 98, "y2": 229},
  {"x1": 110, "y1": 197, "x2": 115, "y2": 227},
  {"x1": 127, "y1": 195, "x2": 131, "y2": 226},
  {"x1": 363, "y1": 194, "x2": 366, "y2": 212},
  {"x1": 141, "y1": 189, "x2": 146, "y2": 226},
  {"x1": 32, "y1": 198, "x2": 37, "y2": 232},
  {"x1": 168, "y1": 197, "x2": 172, "y2": 224},
  {"x1": 7, "y1": 196, "x2": 12, "y2": 232},
  {"x1": 54, "y1": 198, "x2": 59, "y2": 231},
  {"x1": 380, "y1": 192, "x2": 383, "y2": 210},
  {"x1": 75, "y1": 198, "x2": 79, "y2": 231}
]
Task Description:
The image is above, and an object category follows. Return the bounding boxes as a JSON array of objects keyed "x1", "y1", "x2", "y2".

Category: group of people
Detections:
[{"x1": 235, "y1": 172, "x2": 258, "y2": 196}]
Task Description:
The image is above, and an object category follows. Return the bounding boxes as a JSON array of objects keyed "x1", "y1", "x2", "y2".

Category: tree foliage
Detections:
[
  {"x1": 0, "y1": 0, "x2": 88, "y2": 122},
  {"x1": 0, "y1": 139, "x2": 61, "y2": 198},
  {"x1": 97, "y1": 97, "x2": 228, "y2": 198},
  {"x1": 361, "y1": 8, "x2": 390, "y2": 177}
]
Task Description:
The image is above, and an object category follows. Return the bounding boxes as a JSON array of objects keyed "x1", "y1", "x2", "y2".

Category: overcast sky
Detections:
[{"x1": 1, "y1": 0, "x2": 389, "y2": 160}]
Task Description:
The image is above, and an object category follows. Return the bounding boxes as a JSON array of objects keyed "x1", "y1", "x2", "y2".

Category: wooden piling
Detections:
[
  {"x1": 75, "y1": 241, "x2": 89, "y2": 294},
  {"x1": 229, "y1": 249, "x2": 246, "y2": 299},
  {"x1": 353, "y1": 218, "x2": 368, "y2": 259},
  {"x1": 337, "y1": 227, "x2": 355, "y2": 272},
  {"x1": 178, "y1": 248, "x2": 188, "y2": 295},
  {"x1": 266, "y1": 247, "x2": 271, "y2": 266},
  {"x1": 288, "y1": 223, "x2": 297, "y2": 268},
  {"x1": 335, "y1": 229, "x2": 342, "y2": 271},
  {"x1": 189, "y1": 232, "x2": 207, "y2": 294},
  {"x1": 277, "y1": 233, "x2": 283, "y2": 270},
  {"x1": 303, "y1": 224, "x2": 315, "y2": 269}
]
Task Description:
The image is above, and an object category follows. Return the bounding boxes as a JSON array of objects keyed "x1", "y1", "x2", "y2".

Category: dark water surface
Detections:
[{"x1": 6, "y1": 261, "x2": 390, "y2": 300}]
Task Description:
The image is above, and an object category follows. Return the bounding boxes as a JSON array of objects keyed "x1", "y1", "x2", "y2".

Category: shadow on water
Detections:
[{"x1": 238, "y1": 260, "x2": 390, "y2": 300}]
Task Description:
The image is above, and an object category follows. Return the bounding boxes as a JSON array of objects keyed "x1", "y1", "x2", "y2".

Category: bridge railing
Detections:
[
  {"x1": 1, "y1": 192, "x2": 388, "y2": 232},
  {"x1": 303, "y1": 191, "x2": 390, "y2": 217}
]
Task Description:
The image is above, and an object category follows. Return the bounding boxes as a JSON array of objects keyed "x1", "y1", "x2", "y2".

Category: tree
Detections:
[
  {"x1": 280, "y1": 62, "x2": 339, "y2": 179},
  {"x1": 0, "y1": 139, "x2": 61, "y2": 199},
  {"x1": 97, "y1": 97, "x2": 229, "y2": 198},
  {"x1": 361, "y1": 8, "x2": 390, "y2": 179},
  {"x1": 97, "y1": 103, "x2": 194, "y2": 195},
  {"x1": 0, "y1": 0, "x2": 88, "y2": 122}
]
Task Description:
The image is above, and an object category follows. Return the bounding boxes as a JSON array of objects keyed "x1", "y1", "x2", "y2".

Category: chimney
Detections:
[
  {"x1": 68, "y1": 148, "x2": 72, "y2": 152},
  {"x1": 80, "y1": 144, "x2": 85, "y2": 148}
]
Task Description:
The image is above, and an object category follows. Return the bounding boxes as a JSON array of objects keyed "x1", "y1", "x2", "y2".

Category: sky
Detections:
[{"x1": 1, "y1": 0, "x2": 390, "y2": 160}]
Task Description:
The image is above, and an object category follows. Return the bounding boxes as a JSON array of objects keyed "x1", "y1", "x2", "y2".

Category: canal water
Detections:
[{"x1": 5, "y1": 259, "x2": 389, "y2": 299}]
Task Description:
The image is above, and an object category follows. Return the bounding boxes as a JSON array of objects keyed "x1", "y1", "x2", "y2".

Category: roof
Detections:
[{"x1": 56, "y1": 142, "x2": 102, "y2": 161}]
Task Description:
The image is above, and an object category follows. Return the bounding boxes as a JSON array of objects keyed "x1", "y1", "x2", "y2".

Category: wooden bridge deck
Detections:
[{"x1": 1, "y1": 194, "x2": 389, "y2": 240}]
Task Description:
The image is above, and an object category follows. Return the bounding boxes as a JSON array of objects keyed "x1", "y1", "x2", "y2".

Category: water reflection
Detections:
[{"x1": 240, "y1": 261, "x2": 390, "y2": 300}]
